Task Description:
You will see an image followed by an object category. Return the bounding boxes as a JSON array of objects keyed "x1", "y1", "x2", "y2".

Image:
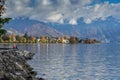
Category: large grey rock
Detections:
[{"x1": 0, "y1": 49, "x2": 40, "y2": 80}]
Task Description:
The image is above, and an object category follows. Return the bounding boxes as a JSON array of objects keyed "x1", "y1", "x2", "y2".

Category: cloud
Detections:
[
  {"x1": 47, "y1": 13, "x2": 63, "y2": 23},
  {"x1": 84, "y1": 18, "x2": 92, "y2": 24},
  {"x1": 4, "y1": 0, "x2": 120, "y2": 25},
  {"x1": 69, "y1": 19, "x2": 77, "y2": 25}
]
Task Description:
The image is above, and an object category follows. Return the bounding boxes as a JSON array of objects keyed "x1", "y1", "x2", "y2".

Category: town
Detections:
[{"x1": 0, "y1": 33, "x2": 100, "y2": 44}]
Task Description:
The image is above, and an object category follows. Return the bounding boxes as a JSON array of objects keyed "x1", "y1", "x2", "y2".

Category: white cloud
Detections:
[
  {"x1": 4, "y1": 0, "x2": 120, "y2": 25},
  {"x1": 84, "y1": 18, "x2": 92, "y2": 24},
  {"x1": 42, "y1": 0, "x2": 51, "y2": 6},
  {"x1": 47, "y1": 13, "x2": 63, "y2": 22},
  {"x1": 69, "y1": 19, "x2": 77, "y2": 25}
]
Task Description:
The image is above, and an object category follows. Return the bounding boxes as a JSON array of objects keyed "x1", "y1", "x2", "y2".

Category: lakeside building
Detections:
[{"x1": 0, "y1": 33, "x2": 100, "y2": 44}]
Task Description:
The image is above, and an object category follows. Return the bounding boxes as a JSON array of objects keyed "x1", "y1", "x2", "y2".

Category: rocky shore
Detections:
[{"x1": 0, "y1": 48, "x2": 44, "y2": 80}]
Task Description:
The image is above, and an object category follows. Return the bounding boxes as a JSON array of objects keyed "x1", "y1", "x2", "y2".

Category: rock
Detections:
[
  {"x1": 0, "y1": 49, "x2": 38, "y2": 80},
  {"x1": 38, "y1": 78, "x2": 45, "y2": 80},
  {"x1": 0, "y1": 71, "x2": 5, "y2": 78}
]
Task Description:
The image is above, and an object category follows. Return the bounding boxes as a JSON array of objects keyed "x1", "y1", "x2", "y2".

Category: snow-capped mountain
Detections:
[{"x1": 4, "y1": 17, "x2": 120, "y2": 43}]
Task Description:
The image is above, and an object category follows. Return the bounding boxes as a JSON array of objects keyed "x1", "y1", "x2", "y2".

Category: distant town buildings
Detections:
[{"x1": 0, "y1": 33, "x2": 100, "y2": 44}]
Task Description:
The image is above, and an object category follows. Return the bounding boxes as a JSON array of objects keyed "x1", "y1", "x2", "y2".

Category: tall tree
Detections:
[
  {"x1": 0, "y1": 0, "x2": 11, "y2": 37},
  {"x1": 23, "y1": 32, "x2": 28, "y2": 39}
]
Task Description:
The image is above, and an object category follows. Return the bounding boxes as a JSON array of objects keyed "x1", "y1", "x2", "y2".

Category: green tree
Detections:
[
  {"x1": 2, "y1": 34, "x2": 10, "y2": 42},
  {"x1": 23, "y1": 32, "x2": 28, "y2": 39},
  {"x1": 0, "y1": 0, "x2": 11, "y2": 37}
]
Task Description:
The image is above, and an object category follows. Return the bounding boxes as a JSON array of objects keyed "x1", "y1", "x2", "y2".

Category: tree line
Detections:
[{"x1": 0, "y1": 32, "x2": 100, "y2": 44}]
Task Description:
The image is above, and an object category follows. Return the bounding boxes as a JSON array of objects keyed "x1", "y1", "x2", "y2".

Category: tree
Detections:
[
  {"x1": 17, "y1": 36, "x2": 24, "y2": 43},
  {"x1": 0, "y1": 0, "x2": 5, "y2": 16},
  {"x1": 30, "y1": 36, "x2": 36, "y2": 43},
  {"x1": 41, "y1": 36, "x2": 47, "y2": 43},
  {"x1": 2, "y1": 34, "x2": 10, "y2": 42},
  {"x1": 23, "y1": 32, "x2": 28, "y2": 39},
  {"x1": 0, "y1": 0, "x2": 11, "y2": 37},
  {"x1": 10, "y1": 33, "x2": 16, "y2": 42},
  {"x1": 69, "y1": 36, "x2": 79, "y2": 43}
]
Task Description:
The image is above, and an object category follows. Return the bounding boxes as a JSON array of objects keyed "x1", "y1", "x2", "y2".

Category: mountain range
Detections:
[{"x1": 4, "y1": 17, "x2": 120, "y2": 43}]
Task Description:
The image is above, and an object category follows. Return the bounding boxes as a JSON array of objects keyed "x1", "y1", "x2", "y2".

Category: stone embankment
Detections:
[{"x1": 0, "y1": 48, "x2": 44, "y2": 80}]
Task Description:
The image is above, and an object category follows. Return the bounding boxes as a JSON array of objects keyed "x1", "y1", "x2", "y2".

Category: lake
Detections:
[{"x1": 1, "y1": 43, "x2": 120, "y2": 80}]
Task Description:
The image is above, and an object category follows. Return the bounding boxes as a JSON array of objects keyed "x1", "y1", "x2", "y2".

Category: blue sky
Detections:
[
  {"x1": 104, "y1": 0, "x2": 120, "y2": 3},
  {"x1": 4, "y1": 0, "x2": 120, "y2": 25}
]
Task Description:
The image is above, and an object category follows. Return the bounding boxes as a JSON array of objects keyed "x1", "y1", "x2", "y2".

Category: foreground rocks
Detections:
[{"x1": 0, "y1": 48, "x2": 43, "y2": 80}]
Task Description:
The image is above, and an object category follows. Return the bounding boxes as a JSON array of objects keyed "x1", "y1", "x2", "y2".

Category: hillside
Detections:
[{"x1": 4, "y1": 17, "x2": 120, "y2": 43}]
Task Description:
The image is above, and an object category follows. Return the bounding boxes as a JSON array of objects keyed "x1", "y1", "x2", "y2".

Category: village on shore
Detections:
[{"x1": 0, "y1": 33, "x2": 100, "y2": 44}]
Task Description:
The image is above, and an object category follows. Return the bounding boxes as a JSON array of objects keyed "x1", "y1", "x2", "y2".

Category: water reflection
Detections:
[
  {"x1": 1, "y1": 43, "x2": 120, "y2": 80},
  {"x1": 28, "y1": 44, "x2": 120, "y2": 80},
  {"x1": 78, "y1": 45, "x2": 107, "y2": 80}
]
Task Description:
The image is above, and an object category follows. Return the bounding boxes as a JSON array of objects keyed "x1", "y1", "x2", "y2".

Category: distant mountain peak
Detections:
[{"x1": 4, "y1": 17, "x2": 120, "y2": 43}]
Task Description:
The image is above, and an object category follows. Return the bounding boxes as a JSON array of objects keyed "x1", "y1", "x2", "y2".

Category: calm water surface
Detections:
[{"x1": 1, "y1": 43, "x2": 120, "y2": 80}]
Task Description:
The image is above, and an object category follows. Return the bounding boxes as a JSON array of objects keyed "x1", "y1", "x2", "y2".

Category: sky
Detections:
[{"x1": 4, "y1": 0, "x2": 120, "y2": 25}]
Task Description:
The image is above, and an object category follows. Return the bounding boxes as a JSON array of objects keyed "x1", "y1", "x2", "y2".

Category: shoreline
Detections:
[{"x1": 0, "y1": 48, "x2": 44, "y2": 80}]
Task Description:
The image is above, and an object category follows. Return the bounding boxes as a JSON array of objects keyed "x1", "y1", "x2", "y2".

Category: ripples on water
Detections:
[{"x1": 1, "y1": 43, "x2": 120, "y2": 80}]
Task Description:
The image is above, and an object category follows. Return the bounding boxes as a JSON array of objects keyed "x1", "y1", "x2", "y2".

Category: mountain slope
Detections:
[
  {"x1": 5, "y1": 18, "x2": 63, "y2": 37},
  {"x1": 48, "y1": 17, "x2": 120, "y2": 43},
  {"x1": 24, "y1": 23, "x2": 64, "y2": 37},
  {"x1": 4, "y1": 17, "x2": 120, "y2": 43}
]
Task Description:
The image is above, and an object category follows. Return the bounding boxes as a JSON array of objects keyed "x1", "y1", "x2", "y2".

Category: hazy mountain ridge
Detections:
[
  {"x1": 24, "y1": 23, "x2": 64, "y2": 37},
  {"x1": 4, "y1": 17, "x2": 120, "y2": 43},
  {"x1": 5, "y1": 18, "x2": 64, "y2": 37}
]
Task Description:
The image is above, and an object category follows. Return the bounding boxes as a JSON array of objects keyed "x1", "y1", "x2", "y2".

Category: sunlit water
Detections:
[{"x1": 1, "y1": 43, "x2": 120, "y2": 80}]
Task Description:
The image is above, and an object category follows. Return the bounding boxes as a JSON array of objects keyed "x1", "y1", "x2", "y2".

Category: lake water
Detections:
[{"x1": 1, "y1": 43, "x2": 120, "y2": 80}]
